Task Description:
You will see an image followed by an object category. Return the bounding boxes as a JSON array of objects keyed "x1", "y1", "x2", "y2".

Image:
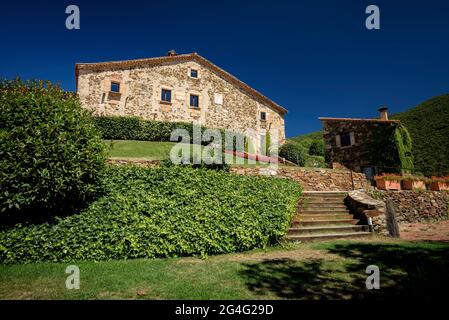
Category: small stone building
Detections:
[
  {"x1": 319, "y1": 108, "x2": 402, "y2": 178},
  {"x1": 75, "y1": 51, "x2": 287, "y2": 153}
]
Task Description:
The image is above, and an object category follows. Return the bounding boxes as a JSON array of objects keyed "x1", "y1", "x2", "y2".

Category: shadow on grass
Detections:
[{"x1": 239, "y1": 242, "x2": 449, "y2": 299}]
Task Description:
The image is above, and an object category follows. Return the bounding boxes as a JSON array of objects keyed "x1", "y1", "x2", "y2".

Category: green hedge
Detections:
[
  {"x1": 0, "y1": 79, "x2": 106, "y2": 217},
  {"x1": 279, "y1": 142, "x2": 306, "y2": 166},
  {"x1": 0, "y1": 166, "x2": 302, "y2": 263},
  {"x1": 94, "y1": 116, "x2": 195, "y2": 142}
]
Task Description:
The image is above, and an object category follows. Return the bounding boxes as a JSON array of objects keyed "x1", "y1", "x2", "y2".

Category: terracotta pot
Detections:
[
  {"x1": 402, "y1": 180, "x2": 426, "y2": 191},
  {"x1": 376, "y1": 178, "x2": 401, "y2": 190},
  {"x1": 429, "y1": 181, "x2": 449, "y2": 191}
]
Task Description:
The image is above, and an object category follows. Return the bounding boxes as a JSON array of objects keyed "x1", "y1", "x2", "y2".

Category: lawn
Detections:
[
  {"x1": 2, "y1": 238, "x2": 449, "y2": 300},
  {"x1": 105, "y1": 139, "x2": 279, "y2": 166},
  {"x1": 105, "y1": 140, "x2": 178, "y2": 160}
]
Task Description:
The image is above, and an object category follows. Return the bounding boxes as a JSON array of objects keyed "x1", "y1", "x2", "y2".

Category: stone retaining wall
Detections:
[
  {"x1": 230, "y1": 167, "x2": 370, "y2": 191},
  {"x1": 107, "y1": 158, "x2": 160, "y2": 168},
  {"x1": 370, "y1": 190, "x2": 449, "y2": 223}
]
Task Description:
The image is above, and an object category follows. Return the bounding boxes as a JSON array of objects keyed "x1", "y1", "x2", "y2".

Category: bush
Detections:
[
  {"x1": 94, "y1": 116, "x2": 194, "y2": 142},
  {"x1": 304, "y1": 155, "x2": 327, "y2": 168},
  {"x1": 0, "y1": 166, "x2": 302, "y2": 263},
  {"x1": 308, "y1": 140, "x2": 325, "y2": 157},
  {"x1": 279, "y1": 142, "x2": 306, "y2": 166},
  {"x1": 0, "y1": 79, "x2": 106, "y2": 217}
]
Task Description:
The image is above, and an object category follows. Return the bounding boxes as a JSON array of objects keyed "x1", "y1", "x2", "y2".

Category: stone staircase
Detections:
[{"x1": 286, "y1": 191, "x2": 372, "y2": 242}]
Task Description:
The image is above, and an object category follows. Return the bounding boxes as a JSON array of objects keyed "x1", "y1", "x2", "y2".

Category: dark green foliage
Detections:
[
  {"x1": 308, "y1": 140, "x2": 325, "y2": 157},
  {"x1": 289, "y1": 131, "x2": 323, "y2": 145},
  {"x1": 94, "y1": 116, "x2": 194, "y2": 142},
  {"x1": 287, "y1": 131, "x2": 327, "y2": 167},
  {"x1": 279, "y1": 142, "x2": 306, "y2": 166},
  {"x1": 367, "y1": 123, "x2": 413, "y2": 174},
  {"x1": 0, "y1": 79, "x2": 106, "y2": 216},
  {"x1": 392, "y1": 94, "x2": 449, "y2": 176},
  {"x1": 0, "y1": 166, "x2": 302, "y2": 263}
]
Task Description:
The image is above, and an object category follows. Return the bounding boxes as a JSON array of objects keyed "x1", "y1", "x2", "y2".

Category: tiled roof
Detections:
[
  {"x1": 319, "y1": 117, "x2": 400, "y2": 123},
  {"x1": 75, "y1": 52, "x2": 287, "y2": 114}
]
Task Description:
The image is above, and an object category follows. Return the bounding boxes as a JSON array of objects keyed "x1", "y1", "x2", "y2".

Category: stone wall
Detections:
[
  {"x1": 370, "y1": 190, "x2": 449, "y2": 223},
  {"x1": 77, "y1": 58, "x2": 285, "y2": 153},
  {"x1": 106, "y1": 158, "x2": 160, "y2": 168},
  {"x1": 230, "y1": 167, "x2": 370, "y2": 191},
  {"x1": 346, "y1": 190, "x2": 449, "y2": 236},
  {"x1": 321, "y1": 119, "x2": 398, "y2": 172}
]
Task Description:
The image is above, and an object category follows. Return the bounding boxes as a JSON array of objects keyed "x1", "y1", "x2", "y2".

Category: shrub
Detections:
[
  {"x1": 279, "y1": 142, "x2": 306, "y2": 166},
  {"x1": 308, "y1": 140, "x2": 325, "y2": 157},
  {"x1": 304, "y1": 155, "x2": 326, "y2": 168},
  {"x1": 0, "y1": 79, "x2": 106, "y2": 217},
  {"x1": 94, "y1": 116, "x2": 194, "y2": 142},
  {"x1": 0, "y1": 166, "x2": 302, "y2": 263}
]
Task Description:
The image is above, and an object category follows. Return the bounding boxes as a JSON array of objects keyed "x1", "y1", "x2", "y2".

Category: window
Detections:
[
  {"x1": 260, "y1": 111, "x2": 267, "y2": 121},
  {"x1": 190, "y1": 69, "x2": 198, "y2": 78},
  {"x1": 340, "y1": 132, "x2": 351, "y2": 147},
  {"x1": 161, "y1": 89, "x2": 172, "y2": 103},
  {"x1": 110, "y1": 82, "x2": 120, "y2": 93},
  {"x1": 190, "y1": 94, "x2": 199, "y2": 108}
]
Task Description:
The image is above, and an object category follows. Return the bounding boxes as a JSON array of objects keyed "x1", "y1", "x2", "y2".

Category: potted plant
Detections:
[
  {"x1": 402, "y1": 176, "x2": 427, "y2": 191},
  {"x1": 429, "y1": 176, "x2": 449, "y2": 191},
  {"x1": 374, "y1": 174, "x2": 402, "y2": 190}
]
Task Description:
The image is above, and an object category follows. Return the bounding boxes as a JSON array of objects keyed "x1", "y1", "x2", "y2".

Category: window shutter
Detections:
[
  {"x1": 350, "y1": 132, "x2": 355, "y2": 145},
  {"x1": 335, "y1": 135, "x2": 341, "y2": 147}
]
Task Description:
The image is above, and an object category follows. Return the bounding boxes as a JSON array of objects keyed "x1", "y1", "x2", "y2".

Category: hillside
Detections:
[
  {"x1": 289, "y1": 131, "x2": 323, "y2": 145},
  {"x1": 391, "y1": 94, "x2": 449, "y2": 177}
]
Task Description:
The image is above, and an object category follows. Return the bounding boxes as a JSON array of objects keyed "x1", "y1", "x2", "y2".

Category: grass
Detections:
[
  {"x1": 105, "y1": 140, "x2": 177, "y2": 160},
  {"x1": 2, "y1": 238, "x2": 449, "y2": 300},
  {"x1": 104, "y1": 139, "x2": 284, "y2": 167}
]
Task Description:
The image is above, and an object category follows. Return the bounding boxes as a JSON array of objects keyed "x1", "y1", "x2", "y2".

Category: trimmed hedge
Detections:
[
  {"x1": 0, "y1": 166, "x2": 302, "y2": 263},
  {"x1": 94, "y1": 116, "x2": 195, "y2": 142},
  {"x1": 0, "y1": 79, "x2": 106, "y2": 217},
  {"x1": 279, "y1": 142, "x2": 306, "y2": 166}
]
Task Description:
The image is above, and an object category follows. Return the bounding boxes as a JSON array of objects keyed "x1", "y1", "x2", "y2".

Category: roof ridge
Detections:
[{"x1": 75, "y1": 53, "x2": 287, "y2": 114}]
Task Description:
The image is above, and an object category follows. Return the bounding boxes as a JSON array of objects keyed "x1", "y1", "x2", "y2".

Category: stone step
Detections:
[
  {"x1": 295, "y1": 213, "x2": 354, "y2": 220},
  {"x1": 302, "y1": 201, "x2": 347, "y2": 206},
  {"x1": 301, "y1": 207, "x2": 349, "y2": 212},
  {"x1": 302, "y1": 203, "x2": 348, "y2": 209},
  {"x1": 286, "y1": 232, "x2": 372, "y2": 242},
  {"x1": 288, "y1": 225, "x2": 368, "y2": 236},
  {"x1": 299, "y1": 209, "x2": 350, "y2": 214},
  {"x1": 303, "y1": 192, "x2": 348, "y2": 196},
  {"x1": 291, "y1": 219, "x2": 359, "y2": 227},
  {"x1": 302, "y1": 197, "x2": 347, "y2": 202}
]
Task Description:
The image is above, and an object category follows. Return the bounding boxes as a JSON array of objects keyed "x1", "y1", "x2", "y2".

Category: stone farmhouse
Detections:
[{"x1": 75, "y1": 50, "x2": 287, "y2": 153}]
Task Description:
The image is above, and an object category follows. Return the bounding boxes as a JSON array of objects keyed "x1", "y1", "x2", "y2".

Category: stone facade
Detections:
[
  {"x1": 76, "y1": 52, "x2": 286, "y2": 153},
  {"x1": 230, "y1": 167, "x2": 370, "y2": 191},
  {"x1": 320, "y1": 117, "x2": 400, "y2": 174}
]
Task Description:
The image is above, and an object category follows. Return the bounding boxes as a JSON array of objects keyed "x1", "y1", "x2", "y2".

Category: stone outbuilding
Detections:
[
  {"x1": 319, "y1": 108, "x2": 403, "y2": 178},
  {"x1": 75, "y1": 51, "x2": 287, "y2": 153}
]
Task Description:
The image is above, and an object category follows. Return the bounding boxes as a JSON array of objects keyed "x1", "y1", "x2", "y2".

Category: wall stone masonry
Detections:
[
  {"x1": 347, "y1": 190, "x2": 449, "y2": 236},
  {"x1": 230, "y1": 167, "x2": 370, "y2": 191},
  {"x1": 370, "y1": 190, "x2": 449, "y2": 224},
  {"x1": 106, "y1": 158, "x2": 160, "y2": 168}
]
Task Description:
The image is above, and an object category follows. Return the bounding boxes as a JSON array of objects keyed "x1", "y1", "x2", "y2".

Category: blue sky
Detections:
[{"x1": 1, "y1": 0, "x2": 448, "y2": 137}]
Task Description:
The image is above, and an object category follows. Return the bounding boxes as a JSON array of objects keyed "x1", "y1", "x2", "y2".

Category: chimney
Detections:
[
  {"x1": 378, "y1": 106, "x2": 389, "y2": 120},
  {"x1": 167, "y1": 50, "x2": 177, "y2": 57}
]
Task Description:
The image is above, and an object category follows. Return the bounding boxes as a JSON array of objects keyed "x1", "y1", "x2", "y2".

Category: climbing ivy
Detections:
[
  {"x1": 394, "y1": 123, "x2": 414, "y2": 174},
  {"x1": 368, "y1": 123, "x2": 414, "y2": 174}
]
